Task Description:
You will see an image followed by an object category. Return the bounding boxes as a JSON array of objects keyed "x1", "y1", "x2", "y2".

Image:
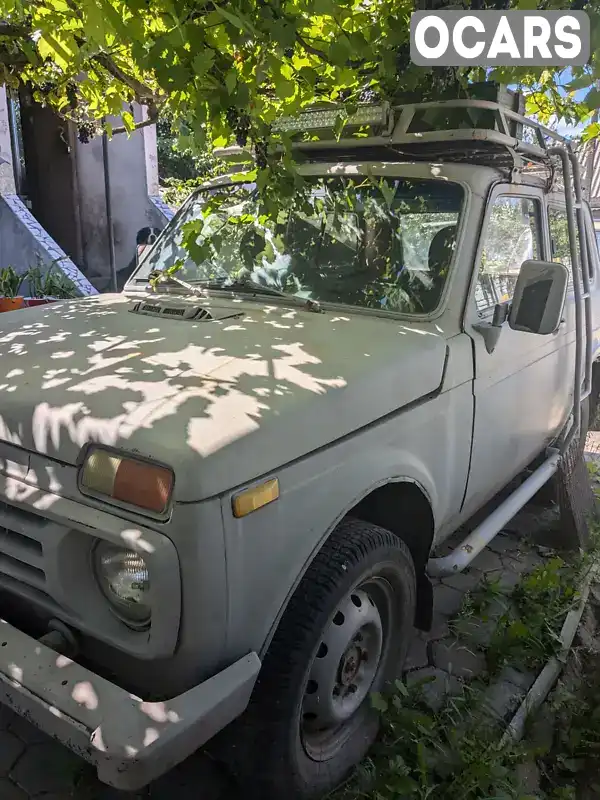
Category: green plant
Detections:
[
  {"x1": 536, "y1": 628, "x2": 600, "y2": 795},
  {"x1": 0, "y1": 266, "x2": 25, "y2": 298},
  {"x1": 0, "y1": 0, "x2": 599, "y2": 242},
  {"x1": 333, "y1": 679, "x2": 531, "y2": 800},
  {"x1": 332, "y1": 532, "x2": 600, "y2": 800},
  {"x1": 27, "y1": 260, "x2": 77, "y2": 299},
  {"x1": 160, "y1": 176, "x2": 206, "y2": 209},
  {"x1": 485, "y1": 556, "x2": 579, "y2": 675}
]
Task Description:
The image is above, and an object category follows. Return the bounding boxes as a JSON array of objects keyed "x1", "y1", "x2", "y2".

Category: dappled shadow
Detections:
[
  {"x1": 0, "y1": 292, "x2": 445, "y2": 500},
  {"x1": 0, "y1": 290, "x2": 448, "y2": 795},
  {"x1": 0, "y1": 615, "x2": 253, "y2": 796}
]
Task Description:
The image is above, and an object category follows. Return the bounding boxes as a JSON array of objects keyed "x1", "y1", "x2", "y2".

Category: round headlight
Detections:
[{"x1": 93, "y1": 542, "x2": 151, "y2": 629}]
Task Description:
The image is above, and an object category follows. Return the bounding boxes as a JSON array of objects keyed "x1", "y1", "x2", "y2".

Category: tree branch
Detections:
[
  {"x1": 110, "y1": 105, "x2": 160, "y2": 135},
  {"x1": 91, "y1": 51, "x2": 158, "y2": 103},
  {"x1": 0, "y1": 17, "x2": 159, "y2": 107},
  {"x1": 295, "y1": 33, "x2": 331, "y2": 63},
  {"x1": 0, "y1": 45, "x2": 30, "y2": 68},
  {"x1": 0, "y1": 23, "x2": 31, "y2": 38}
]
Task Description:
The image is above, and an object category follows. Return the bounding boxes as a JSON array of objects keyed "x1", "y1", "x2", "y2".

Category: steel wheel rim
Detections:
[{"x1": 300, "y1": 574, "x2": 395, "y2": 763}]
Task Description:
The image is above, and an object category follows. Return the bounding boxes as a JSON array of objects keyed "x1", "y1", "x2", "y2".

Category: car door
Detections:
[{"x1": 461, "y1": 184, "x2": 575, "y2": 518}]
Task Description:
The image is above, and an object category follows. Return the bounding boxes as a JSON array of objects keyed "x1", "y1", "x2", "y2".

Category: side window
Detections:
[
  {"x1": 548, "y1": 206, "x2": 580, "y2": 282},
  {"x1": 475, "y1": 196, "x2": 541, "y2": 316}
]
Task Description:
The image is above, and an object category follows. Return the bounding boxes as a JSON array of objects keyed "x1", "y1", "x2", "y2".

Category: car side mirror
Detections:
[{"x1": 508, "y1": 259, "x2": 568, "y2": 335}]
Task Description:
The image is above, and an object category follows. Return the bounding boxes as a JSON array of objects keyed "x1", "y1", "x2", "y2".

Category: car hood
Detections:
[{"x1": 0, "y1": 294, "x2": 448, "y2": 502}]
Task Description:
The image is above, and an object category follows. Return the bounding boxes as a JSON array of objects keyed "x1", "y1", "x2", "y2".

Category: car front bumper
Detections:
[{"x1": 0, "y1": 618, "x2": 260, "y2": 790}]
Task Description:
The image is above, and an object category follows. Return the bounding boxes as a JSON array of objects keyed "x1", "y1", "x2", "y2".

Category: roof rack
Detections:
[
  {"x1": 215, "y1": 98, "x2": 571, "y2": 172},
  {"x1": 294, "y1": 99, "x2": 568, "y2": 166}
]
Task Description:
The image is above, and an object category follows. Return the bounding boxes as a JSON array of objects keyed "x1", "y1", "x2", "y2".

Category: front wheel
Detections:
[{"x1": 229, "y1": 517, "x2": 416, "y2": 800}]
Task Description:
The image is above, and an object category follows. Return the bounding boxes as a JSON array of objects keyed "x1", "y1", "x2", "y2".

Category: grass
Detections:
[
  {"x1": 533, "y1": 609, "x2": 600, "y2": 798},
  {"x1": 333, "y1": 528, "x2": 600, "y2": 800},
  {"x1": 486, "y1": 557, "x2": 580, "y2": 675},
  {"x1": 333, "y1": 680, "x2": 532, "y2": 800}
]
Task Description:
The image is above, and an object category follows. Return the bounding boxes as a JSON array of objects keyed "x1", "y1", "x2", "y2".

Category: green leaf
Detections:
[
  {"x1": 225, "y1": 70, "x2": 237, "y2": 95},
  {"x1": 379, "y1": 178, "x2": 397, "y2": 209},
  {"x1": 82, "y1": 0, "x2": 108, "y2": 43},
  {"x1": 582, "y1": 122, "x2": 600, "y2": 142},
  {"x1": 385, "y1": 776, "x2": 418, "y2": 794},
  {"x1": 394, "y1": 679, "x2": 409, "y2": 697},
  {"x1": 97, "y1": 0, "x2": 130, "y2": 38},
  {"x1": 274, "y1": 77, "x2": 296, "y2": 100},
  {"x1": 37, "y1": 32, "x2": 79, "y2": 72},
  {"x1": 312, "y1": 0, "x2": 335, "y2": 14},
  {"x1": 566, "y1": 74, "x2": 594, "y2": 91},
  {"x1": 193, "y1": 50, "x2": 215, "y2": 77},
  {"x1": 371, "y1": 692, "x2": 388, "y2": 713},
  {"x1": 213, "y1": 5, "x2": 257, "y2": 35},
  {"x1": 584, "y1": 88, "x2": 600, "y2": 108},
  {"x1": 329, "y1": 37, "x2": 351, "y2": 66},
  {"x1": 121, "y1": 110, "x2": 136, "y2": 133},
  {"x1": 231, "y1": 169, "x2": 258, "y2": 183}
]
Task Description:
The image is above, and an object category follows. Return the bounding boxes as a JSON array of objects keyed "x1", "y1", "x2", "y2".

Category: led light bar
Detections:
[{"x1": 273, "y1": 103, "x2": 390, "y2": 134}]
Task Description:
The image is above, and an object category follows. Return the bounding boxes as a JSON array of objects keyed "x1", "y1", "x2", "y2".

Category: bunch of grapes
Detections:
[
  {"x1": 66, "y1": 82, "x2": 78, "y2": 110},
  {"x1": 235, "y1": 113, "x2": 251, "y2": 147},
  {"x1": 225, "y1": 106, "x2": 239, "y2": 132},
  {"x1": 359, "y1": 87, "x2": 381, "y2": 103},
  {"x1": 254, "y1": 139, "x2": 268, "y2": 170},
  {"x1": 38, "y1": 82, "x2": 56, "y2": 96},
  {"x1": 77, "y1": 122, "x2": 95, "y2": 144},
  {"x1": 432, "y1": 66, "x2": 458, "y2": 92}
]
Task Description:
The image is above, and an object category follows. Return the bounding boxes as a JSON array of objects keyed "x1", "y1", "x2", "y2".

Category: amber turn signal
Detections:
[
  {"x1": 232, "y1": 478, "x2": 280, "y2": 518},
  {"x1": 80, "y1": 447, "x2": 174, "y2": 514}
]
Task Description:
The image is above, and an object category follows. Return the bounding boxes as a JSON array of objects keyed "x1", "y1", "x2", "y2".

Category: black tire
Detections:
[{"x1": 226, "y1": 517, "x2": 416, "y2": 800}]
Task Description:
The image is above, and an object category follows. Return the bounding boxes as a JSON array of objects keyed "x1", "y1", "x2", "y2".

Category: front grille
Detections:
[
  {"x1": 0, "y1": 502, "x2": 50, "y2": 591},
  {"x1": 131, "y1": 301, "x2": 215, "y2": 322},
  {"x1": 140, "y1": 302, "x2": 161, "y2": 314}
]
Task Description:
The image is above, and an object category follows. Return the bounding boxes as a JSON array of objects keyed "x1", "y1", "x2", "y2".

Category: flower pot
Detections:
[
  {"x1": 23, "y1": 297, "x2": 53, "y2": 308},
  {"x1": 0, "y1": 297, "x2": 24, "y2": 312}
]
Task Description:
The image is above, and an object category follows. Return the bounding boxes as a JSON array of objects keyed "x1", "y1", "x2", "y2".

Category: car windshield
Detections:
[{"x1": 133, "y1": 175, "x2": 464, "y2": 315}]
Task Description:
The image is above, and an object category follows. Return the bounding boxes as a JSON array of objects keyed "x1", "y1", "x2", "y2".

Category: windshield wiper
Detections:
[
  {"x1": 145, "y1": 270, "x2": 285, "y2": 298},
  {"x1": 146, "y1": 269, "x2": 207, "y2": 298},
  {"x1": 190, "y1": 277, "x2": 287, "y2": 298},
  {"x1": 145, "y1": 270, "x2": 323, "y2": 312}
]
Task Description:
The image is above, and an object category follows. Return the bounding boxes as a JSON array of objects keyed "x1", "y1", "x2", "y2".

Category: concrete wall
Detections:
[
  {"x1": 0, "y1": 195, "x2": 96, "y2": 296},
  {"x1": 19, "y1": 89, "x2": 83, "y2": 264},
  {"x1": 0, "y1": 87, "x2": 95, "y2": 296},
  {"x1": 75, "y1": 105, "x2": 172, "y2": 292},
  {"x1": 0, "y1": 87, "x2": 172, "y2": 295},
  {"x1": 0, "y1": 87, "x2": 15, "y2": 195}
]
